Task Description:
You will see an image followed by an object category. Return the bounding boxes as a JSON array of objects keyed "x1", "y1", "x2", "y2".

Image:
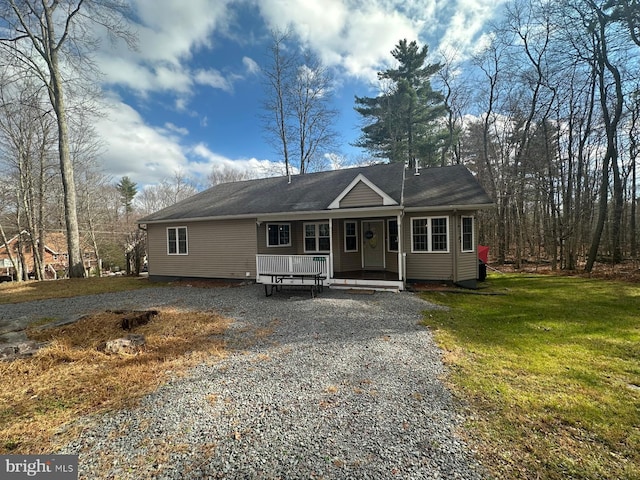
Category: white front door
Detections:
[{"x1": 362, "y1": 220, "x2": 385, "y2": 270}]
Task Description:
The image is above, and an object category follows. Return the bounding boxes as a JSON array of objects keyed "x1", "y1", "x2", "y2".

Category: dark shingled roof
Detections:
[
  {"x1": 138, "y1": 163, "x2": 492, "y2": 223},
  {"x1": 403, "y1": 164, "x2": 493, "y2": 208}
]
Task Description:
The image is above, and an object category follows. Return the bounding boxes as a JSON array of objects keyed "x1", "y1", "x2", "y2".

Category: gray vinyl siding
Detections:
[
  {"x1": 333, "y1": 219, "x2": 362, "y2": 272},
  {"x1": 385, "y1": 250, "x2": 399, "y2": 273},
  {"x1": 458, "y1": 251, "x2": 478, "y2": 281},
  {"x1": 257, "y1": 220, "x2": 332, "y2": 256},
  {"x1": 147, "y1": 220, "x2": 257, "y2": 279},
  {"x1": 403, "y1": 213, "x2": 454, "y2": 281},
  {"x1": 339, "y1": 249, "x2": 362, "y2": 272},
  {"x1": 339, "y1": 181, "x2": 383, "y2": 208},
  {"x1": 257, "y1": 222, "x2": 298, "y2": 255}
]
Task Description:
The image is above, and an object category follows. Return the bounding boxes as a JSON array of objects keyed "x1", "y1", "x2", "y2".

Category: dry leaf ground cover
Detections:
[
  {"x1": 0, "y1": 276, "x2": 158, "y2": 304},
  {"x1": 422, "y1": 274, "x2": 640, "y2": 479},
  {"x1": 0, "y1": 307, "x2": 230, "y2": 454}
]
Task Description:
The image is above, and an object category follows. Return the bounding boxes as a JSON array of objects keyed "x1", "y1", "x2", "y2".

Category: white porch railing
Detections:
[{"x1": 256, "y1": 254, "x2": 330, "y2": 281}]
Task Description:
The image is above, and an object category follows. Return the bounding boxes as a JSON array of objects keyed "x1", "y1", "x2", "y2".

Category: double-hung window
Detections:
[
  {"x1": 461, "y1": 216, "x2": 475, "y2": 252},
  {"x1": 167, "y1": 227, "x2": 188, "y2": 255},
  {"x1": 267, "y1": 223, "x2": 291, "y2": 247},
  {"x1": 411, "y1": 217, "x2": 449, "y2": 253},
  {"x1": 305, "y1": 222, "x2": 330, "y2": 252},
  {"x1": 344, "y1": 221, "x2": 358, "y2": 252}
]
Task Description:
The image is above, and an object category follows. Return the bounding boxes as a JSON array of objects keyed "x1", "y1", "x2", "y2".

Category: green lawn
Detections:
[{"x1": 421, "y1": 274, "x2": 640, "y2": 479}]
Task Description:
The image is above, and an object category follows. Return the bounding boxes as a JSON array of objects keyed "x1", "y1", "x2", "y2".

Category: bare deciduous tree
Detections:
[
  {"x1": 0, "y1": 0, "x2": 134, "y2": 277},
  {"x1": 136, "y1": 171, "x2": 199, "y2": 216},
  {"x1": 261, "y1": 28, "x2": 339, "y2": 175}
]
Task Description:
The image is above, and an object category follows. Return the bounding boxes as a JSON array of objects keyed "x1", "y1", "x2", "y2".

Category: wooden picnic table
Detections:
[{"x1": 262, "y1": 271, "x2": 324, "y2": 298}]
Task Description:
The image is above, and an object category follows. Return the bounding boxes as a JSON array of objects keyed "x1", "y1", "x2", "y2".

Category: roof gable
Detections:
[{"x1": 328, "y1": 174, "x2": 398, "y2": 209}]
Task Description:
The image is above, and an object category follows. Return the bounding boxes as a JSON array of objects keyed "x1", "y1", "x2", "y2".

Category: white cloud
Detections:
[
  {"x1": 255, "y1": 0, "x2": 430, "y2": 81},
  {"x1": 243, "y1": 56, "x2": 260, "y2": 75},
  {"x1": 191, "y1": 143, "x2": 286, "y2": 177},
  {"x1": 94, "y1": 99, "x2": 189, "y2": 185},
  {"x1": 94, "y1": 97, "x2": 283, "y2": 188},
  {"x1": 438, "y1": 0, "x2": 506, "y2": 57},
  {"x1": 131, "y1": 0, "x2": 233, "y2": 65},
  {"x1": 95, "y1": 0, "x2": 502, "y2": 104},
  {"x1": 194, "y1": 69, "x2": 234, "y2": 92},
  {"x1": 255, "y1": 0, "x2": 502, "y2": 81},
  {"x1": 95, "y1": 0, "x2": 239, "y2": 97},
  {"x1": 165, "y1": 122, "x2": 189, "y2": 136}
]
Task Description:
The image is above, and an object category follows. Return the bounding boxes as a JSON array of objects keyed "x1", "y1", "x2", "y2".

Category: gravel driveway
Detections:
[{"x1": 2, "y1": 284, "x2": 486, "y2": 479}]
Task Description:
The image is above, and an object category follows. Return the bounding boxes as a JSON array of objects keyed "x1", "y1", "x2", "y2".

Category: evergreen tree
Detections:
[
  {"x1": 116, "y1": 176, "x2": 137, "y2": 221},
  {"x1": 354, "y1": 39, "x2": 447, "y2": 168}
]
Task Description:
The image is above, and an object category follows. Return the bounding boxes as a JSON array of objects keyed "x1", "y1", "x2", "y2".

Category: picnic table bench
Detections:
[{"x1": 262, "y1": 271, "x2": 324, "y2": 298}]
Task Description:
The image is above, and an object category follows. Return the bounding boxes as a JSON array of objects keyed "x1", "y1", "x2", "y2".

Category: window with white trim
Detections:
[
  {"x1": 167, "y1": 227, "x2": 188, "y2": 255},
  {"x1": 305, "y1": 222, "x2": 330, "y2": 252},
  {"x1": 387, "y1": 219, "x2": 398, "y2": 252},
  {"x1": 411, "y1": 217, "x2": 449, "y2": 253},
  {"x1": 267, "y1": 223, "x2": 291, "y2": 247},
  {"x1": 344, "y1": 221, "x2": 358, "y2": 252},
  {"x1": 461, "y1": 216, "x2": 475, "y2": 252}
]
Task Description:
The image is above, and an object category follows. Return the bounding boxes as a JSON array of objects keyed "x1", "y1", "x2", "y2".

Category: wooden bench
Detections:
[{"x1": 262, "y1": 271, "x2": 324, "y2": 298}]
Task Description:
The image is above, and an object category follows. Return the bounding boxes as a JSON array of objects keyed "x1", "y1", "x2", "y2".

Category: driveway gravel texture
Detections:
[{"x1": 1, "y1": 284, "x2": 487, "y2": 479}]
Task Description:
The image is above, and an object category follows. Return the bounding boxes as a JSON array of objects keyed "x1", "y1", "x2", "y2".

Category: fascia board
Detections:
[
  {"x1": 138, "y1": 206, "x2": 405, "y2": 226},
  {"x1": 403, "y1": 203, "x2": 495, "y2": 213}
]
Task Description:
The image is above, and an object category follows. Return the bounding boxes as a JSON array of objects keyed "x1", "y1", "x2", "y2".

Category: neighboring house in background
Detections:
[
  {"x1": 137, "y1": 163, "x2": 493, "y2": 290},
  {"x1": 0, "y1": 232, "x2": 96, "y2": 279}
]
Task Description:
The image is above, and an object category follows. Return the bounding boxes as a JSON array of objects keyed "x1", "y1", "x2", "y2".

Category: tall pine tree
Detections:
[
  {"x1": 116, "y1": 176, "x2": 138, "y2": 222},
  {"x1": 354, "y1": 39, "x2": 447, "y2": 168}
]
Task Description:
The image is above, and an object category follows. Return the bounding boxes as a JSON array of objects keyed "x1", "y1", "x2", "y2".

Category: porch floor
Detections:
[{"x1": 333, "y1": 270, "x2": 400, "y2": 281}]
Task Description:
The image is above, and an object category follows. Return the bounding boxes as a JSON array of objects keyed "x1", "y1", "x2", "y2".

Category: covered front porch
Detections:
[
  {"x1": 254, "y1": 211, "x2": 406, "y2": 292},
  {"x1": 256, "y1": 254, "x2": 404, "y2": 292}
]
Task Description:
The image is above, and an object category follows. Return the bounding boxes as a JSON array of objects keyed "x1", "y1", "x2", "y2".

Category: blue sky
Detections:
[{"x1": 92, "y1": 0, "x2": 506, "y2": 188}]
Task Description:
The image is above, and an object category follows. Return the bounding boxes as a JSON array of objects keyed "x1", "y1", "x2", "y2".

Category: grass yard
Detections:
[
  {"x1": 421, "y1": 274, "x2": 640, "y2": 479},
  {"x1": 0, "y1": 276, "x2": 160, "y2": 304}
]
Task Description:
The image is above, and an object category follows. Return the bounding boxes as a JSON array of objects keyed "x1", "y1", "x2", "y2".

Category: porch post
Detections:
[
  {"x1": 397, "y1": 213, "x2": 403, "y2": 282},
  {"x1": 328, "y1": 218, "x2": 334, "y2": 280}
]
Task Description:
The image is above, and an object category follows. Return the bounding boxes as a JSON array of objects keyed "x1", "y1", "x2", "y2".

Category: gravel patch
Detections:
[{"x1": 3, "y1": 284, "x2": 486, "y2": 479}]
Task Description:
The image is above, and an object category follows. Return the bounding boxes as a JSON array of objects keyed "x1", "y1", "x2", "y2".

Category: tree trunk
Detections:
[
  {"x1": 45, "y1": 15, "x2": 84, "y2": 278},
  {"x1": 631, "y1": 120, "x2": 637, "y2": 259}
]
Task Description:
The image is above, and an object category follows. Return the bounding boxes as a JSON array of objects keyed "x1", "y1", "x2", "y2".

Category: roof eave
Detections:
[
  {"x1": 403, "y1": 203, "x2": 494, "y2": 213},
  {"x1": 138, "y1": 205, "x2": 407, "y2": 225}
]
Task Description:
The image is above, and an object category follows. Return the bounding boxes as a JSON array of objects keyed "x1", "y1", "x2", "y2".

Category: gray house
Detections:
[{"x1": 137, "y1": 162, "x2": 493, "y2": 291}]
